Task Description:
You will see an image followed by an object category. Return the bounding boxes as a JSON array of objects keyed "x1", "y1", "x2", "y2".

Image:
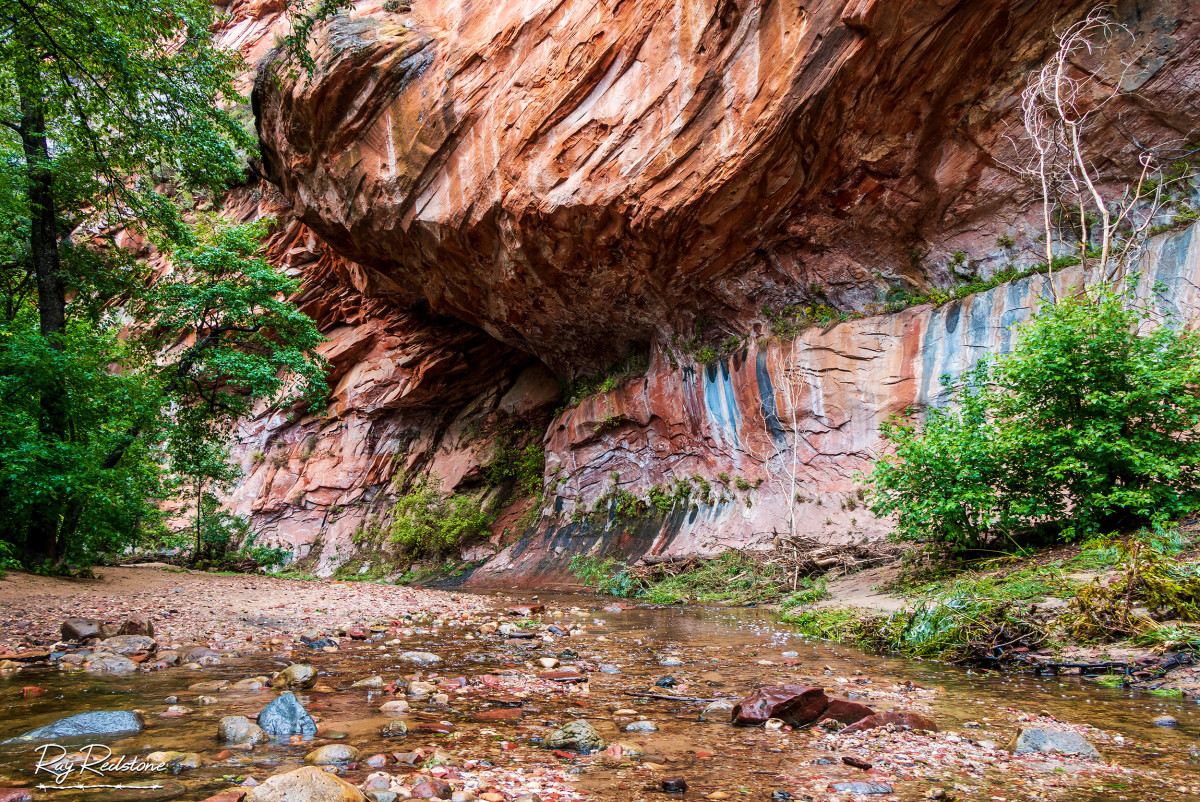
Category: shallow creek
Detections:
[{"x1": 1, "y1": 596, "x2": 1198, "y2": 802}]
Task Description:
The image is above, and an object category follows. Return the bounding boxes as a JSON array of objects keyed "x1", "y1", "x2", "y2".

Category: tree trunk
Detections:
[{"x1": 18, "y1": 61, "x2": 69, "y2": 563}]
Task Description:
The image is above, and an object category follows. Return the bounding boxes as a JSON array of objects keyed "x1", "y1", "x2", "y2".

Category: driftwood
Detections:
[
  {"x1": 628, "y1": 535, "x2": 901, "y2": 593},
  {"x1": 766, "y1": 534, "x2": 902, "y2": 591}
]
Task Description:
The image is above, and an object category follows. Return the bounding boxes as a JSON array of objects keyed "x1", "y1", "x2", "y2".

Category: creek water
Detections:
[{"x1": 0, "y1": 596, "x2": 1197, "y2": 802}]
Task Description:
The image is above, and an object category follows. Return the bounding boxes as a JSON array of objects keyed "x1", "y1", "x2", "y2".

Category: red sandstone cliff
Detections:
[{"x1": 209, "y1": 0, "x2": 1200, "y2": 580}]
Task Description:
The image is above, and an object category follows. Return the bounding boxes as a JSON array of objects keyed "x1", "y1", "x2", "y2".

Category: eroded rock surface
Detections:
[{"x1": 203, "y1": 0, "x2": 1200, "y2": 579}]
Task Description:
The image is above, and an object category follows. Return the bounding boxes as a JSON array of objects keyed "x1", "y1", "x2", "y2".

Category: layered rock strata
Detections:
[{"x1": 205, "y1": 0, "x2": 1200, "y2": 579}]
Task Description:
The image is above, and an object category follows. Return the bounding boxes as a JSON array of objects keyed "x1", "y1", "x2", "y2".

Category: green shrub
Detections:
[
  {"x1": 568, "y1": 555, "x2": 639, "y2": 597},
  {"x1": 389, "y1": 476, "x2": 494, "y2": 557},
  {"x1": 868, "y1": 287, "x2": 1200, "y2": 551}
]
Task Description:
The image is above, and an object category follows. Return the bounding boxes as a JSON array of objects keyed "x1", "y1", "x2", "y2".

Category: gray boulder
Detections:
[
  {"x1": 6, "y1": 710, "x2": 145, "y2": 743},
  {"x1": 85, "y1": 655, "x2": 139, "y2": 675},
  {"x1": 397, "y1": 652, "x2": 441, "y2": 667},
  {"x1": 543, "y1": 720, "x2": 604, "y2": 754},
  {"x1": 98, "y1": 635, "x2": 156, "y2": 655},
  {"x1": 258, "y1": 692, "x2": 317, "y2": 739},
  {"x1": 1008, "y1": 727, "x2": 1101, "y2": 760}
]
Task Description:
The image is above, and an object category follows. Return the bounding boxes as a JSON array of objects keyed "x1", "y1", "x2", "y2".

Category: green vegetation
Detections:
[
  {"x1": 566, "y1": 352, "x2": 649, "y2": 403},
  {"x1": 639, "y1": 551, "x2": 790, "y2": 606},
  {"x1": 567, "y1": 555, "x2": 640, "y2": 597},
  {"x1": 570, "y1": 473, "x2": 755, "y2": 526},
  {"x1": 0, "y1": 0, "x2": 330, "y2": 570},
  {"x1": 569, "y1": 549, "x2": 829, "y2": 607},
  {"x1": 867, "y1": 286, "x2": 1200, "y2": 553},
  {"x1": 485, "y1": 424, "x2": 546, "y2": 498},
  {"x1": 388, "y1": 475, "x2": 494, "y2": 558},
  {"x1": 783, "y1": 526, "x2": 1200, "y2": 661}
]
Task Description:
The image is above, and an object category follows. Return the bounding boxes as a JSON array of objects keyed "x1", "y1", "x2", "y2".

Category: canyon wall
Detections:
[{"x1": 209, "y1": 0, "x2": 1200, "y2": 581}]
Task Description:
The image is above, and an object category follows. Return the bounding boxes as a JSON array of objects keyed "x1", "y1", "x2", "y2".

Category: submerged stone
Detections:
[{"x1": 6, "y1": 710, "x2": 145, "y2": 743}]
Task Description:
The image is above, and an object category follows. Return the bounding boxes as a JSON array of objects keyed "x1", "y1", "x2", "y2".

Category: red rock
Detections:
[
  {"x1": 821, "y1": 697, "x2": 875, "y2": 725},
  {"x1": 204, "y1": 0, "x2": 1200, "y2": 585},
  {"x1": 21, "y1": 687, "x2": 46, "y2": 698},
  {"x1": 411, "y1": 780, "x2": 452, "y2": 799},
  {"x1": 733, "y1": 685, "x2": 828, "y2": 727},
  {"x1": 196, "y1": 790, "x2": 246, "y2": 802},
  {"x1": 841, "y1": 711, "x2": 938, "y2": 734},
  {"x1": 412, "y1": 722, "x2": 455, "y2": 734},
  {"x1": 538, "y1": 670, "x2": 587, "y2": 683},
  {"x1": 214, "y1": 750, "x2": 233, "y2": 760}
]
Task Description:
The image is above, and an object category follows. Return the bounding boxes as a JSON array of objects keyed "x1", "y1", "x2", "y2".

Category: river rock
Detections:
[
  {"x1": 507, "y1": 604, "x2": 545, "y2": 616},
  {"x1": 85, "y1": 655, "x2": 139, "y2": 675},
  {"x1": 61, "y1": 618, "x2": 108, "y2": 641},
  {"x1": 829, "y1": 783, "x2": 892, "y2": 795},
  {"x1": 733, "y1": 685, "x2": 828, "y2": 727},
  {"x1": 245, "y1": 766, "x2": 366, "y2": 802},
  {"x1": 544, "y1": 720, "x2": 604, "y2": 754},
  {"x1": 178, "y1": 644, "x2": 220, "y2": 664},
  {"x1": 6, "y1": 710, "x2": 145, "y2": 742},
  {"x1": 366, "y1": 793, "x2": 396, "y2": 802},
  {"x1": 407, "y1": 681, "x2": 438, "y2": 698},
  {"x1": 98, "y1": 635, "x2": 156, "y2": 655},
  {"x1": 380, "y1": 720, "x2": 408, "y2": 737},
  {"x1": 700, "y1": 699, "x2": 736, "y2": 722},
  {"x1": 411, "y1": 780, "x2": 452, "y2": 800},
  {"x1": 352, "y1": 675, "x2": 384, "y2": 688},
  {"x1": 842, "y1": 711, "x2": 938, "y2": 734},
  {"x1": 821, "y1": 697, "x2": 875, "y2": 725},
  {"x1": 398, "y1": 651, "x2": 441, "y2": 666},
  {"x1": 379, "y1": 700, "x2": 410, "y2": 714},
  {"x1": 145, "y1": 751, "x2": 203, "y2": 770},
  {"x1": 0, "y1": 790, "x2": 33, "y2": 802},
  {"x1": 625, "y1": 720, "x2": 658, "y2": 732},
  {"x1": 117, "y1": 614, "x2": 154, "y2": 638},
  {"x1": 305, "y1": 744, "x2": 360, "y2": 765},
  {"x1": 233, "y1": 678, "x2": 266, "y2": 691},
  {"x1": 257, "y1": 692, "x2": 317, "y2": 739},
  {"x1": 1153, "y1": 715, "x2": 1178, "y2": 727},
  {"x1": 218, "y1": 716, "x2": 267, "y2": 745},
  {"x1": 271, "y1": 664, "x2": 316, "y2": 689},
  {"x1": 1008, "y1": 727, "x2": 1101, "y2": 759}
]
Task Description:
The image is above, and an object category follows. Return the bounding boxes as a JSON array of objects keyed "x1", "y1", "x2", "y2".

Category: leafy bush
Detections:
[
  {"x1": 567, "y1": 555, "x2": 640, "y2": 597},
  {"x1": 389, "y1": 476, "x2": 493, "y2": 557},
  {"x1": 868, "y1": 287, "x2": 1200, "y2": 551}
]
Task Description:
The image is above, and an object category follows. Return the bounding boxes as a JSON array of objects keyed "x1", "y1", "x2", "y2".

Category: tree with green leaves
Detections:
[
  {"x1": 0, "y1": 0, "x2": 328, "y2": 566},
  {"x1": 868, "y1": 287, "x2": 1200, "y2": 552}
]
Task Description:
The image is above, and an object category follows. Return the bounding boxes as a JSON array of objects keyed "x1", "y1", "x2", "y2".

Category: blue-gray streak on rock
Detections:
[
  {"x1": 755, "y1": 349, "x2": 786, "y2": 446},
  {"x1": 702, "y1": 359, "x2": 741, "y2": 448}
]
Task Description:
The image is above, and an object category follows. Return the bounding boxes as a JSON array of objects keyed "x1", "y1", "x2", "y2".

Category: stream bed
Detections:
[{"x1": 1, "y1": 593, "x2": 1198, "y2": 802}]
